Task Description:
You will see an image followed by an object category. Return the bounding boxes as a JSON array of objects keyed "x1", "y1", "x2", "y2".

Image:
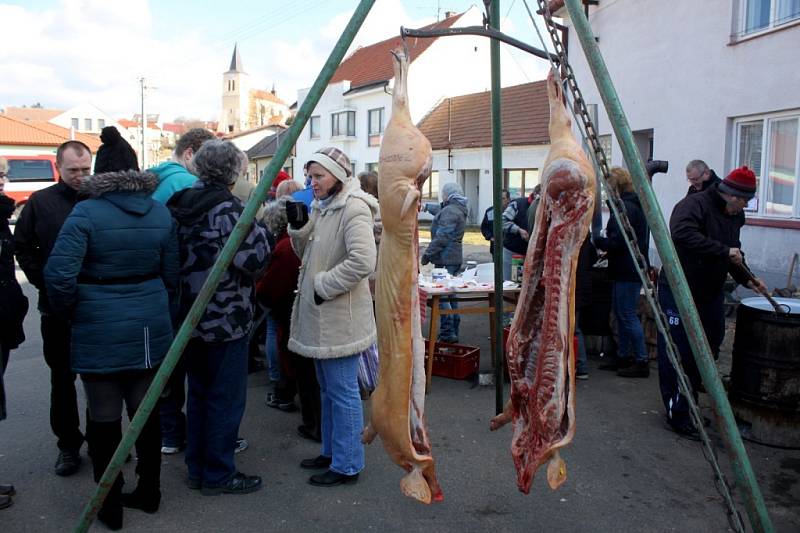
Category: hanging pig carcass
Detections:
[
  {"x1": 362, "y1": 46, "x2": 442, "y2": 504},
  {"x1": 490, "y1": 69, "x2": 595, "y2": 493}
]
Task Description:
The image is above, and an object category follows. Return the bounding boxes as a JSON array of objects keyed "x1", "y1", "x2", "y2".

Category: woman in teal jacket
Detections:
[{"x1": 44, "y1": 169, "x2": 178, "y2": 530}]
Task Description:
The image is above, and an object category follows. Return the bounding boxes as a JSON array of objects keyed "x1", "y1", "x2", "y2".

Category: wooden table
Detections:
[{"x1": 420, "y1": 284, "x2": 521, "y2": 390}]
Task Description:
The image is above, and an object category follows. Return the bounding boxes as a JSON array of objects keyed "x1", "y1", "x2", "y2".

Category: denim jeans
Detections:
[
  {"x1": 159, "y1": 353, "x2": 186, "y2": 448},
  {"x1": 436, "y1": 264, "x2": 461, "y2": 341},
  {"x1": 185, "y1": 336, "x2": 248, "y2": 487},
  {"x1": 612, "y1": 281, "x2": 647, "y2": 362},
  {"x1": 265, "y1": 312, "x2": 281, "y2": 384},
  {"x1": 656, "y1": 281, "x2": 725, "y2": 428},
  {"x1": 315, "y1": 355, "x2": 364, "y2": 476},
  {"x1": 502, "y1": 247, "x2": 513, "y2": 281}
]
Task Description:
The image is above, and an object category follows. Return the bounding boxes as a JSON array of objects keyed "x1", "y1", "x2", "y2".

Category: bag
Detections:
[
  {"x1": 0, "y1": 279, "x2": 28, "y2": 350},
  {"x1": 356, "y1": 343, "x2": 380, "y2": 393}
]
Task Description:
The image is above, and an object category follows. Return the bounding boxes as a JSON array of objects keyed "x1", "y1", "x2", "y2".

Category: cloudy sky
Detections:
[{"x1": 0, "y1": 0, "x2": 554, "y2": 122}]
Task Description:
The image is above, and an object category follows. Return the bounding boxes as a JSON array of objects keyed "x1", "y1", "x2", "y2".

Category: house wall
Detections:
[
  {"x1": 50, "y1": 103, "x2": 121, "y2": 134},
  {"x1": 561, "y1": 0, "x2": 800, "y2": 280},
  {"x1": 430, "y1": 145, "x2": 551, "y2": 224}
]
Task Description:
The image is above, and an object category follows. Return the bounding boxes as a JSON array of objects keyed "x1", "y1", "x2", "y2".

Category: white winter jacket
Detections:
[{"x1": 288, "y1": 178, "x2": 378, "y2": 358}]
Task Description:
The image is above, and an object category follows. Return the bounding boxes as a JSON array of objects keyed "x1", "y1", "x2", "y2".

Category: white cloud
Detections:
[{"x1": 0, "y1": 0, "x2": 549, "y2": 123}]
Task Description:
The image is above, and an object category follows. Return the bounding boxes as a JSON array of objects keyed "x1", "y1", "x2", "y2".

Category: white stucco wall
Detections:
[
  {"x1": 50, "y1": 103, "x2": 121, "y2": 134},
  {"x1": 560, "y1": 0, "x2": 800, "y2": 278}
]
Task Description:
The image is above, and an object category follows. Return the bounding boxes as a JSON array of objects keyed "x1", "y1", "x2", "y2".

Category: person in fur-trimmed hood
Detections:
[
  {"x1": 44, "y1": 169, "x2": 178, "y2": 529},
  {"x1": 287, "y1": 146, "x2": 377, "y2": 488}
]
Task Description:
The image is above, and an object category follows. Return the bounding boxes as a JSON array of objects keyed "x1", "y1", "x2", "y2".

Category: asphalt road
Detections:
[{"x1": 1, "y1": 253, "x2": 798, "y2": 532}]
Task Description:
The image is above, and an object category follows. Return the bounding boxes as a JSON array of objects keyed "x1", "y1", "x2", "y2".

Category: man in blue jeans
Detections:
[
  {"x1": 167, "y1": 140, "x2": 271, "y2": 494},
  {"x1": 421, "y1": 182, "x2": 468, "y2": 343}
]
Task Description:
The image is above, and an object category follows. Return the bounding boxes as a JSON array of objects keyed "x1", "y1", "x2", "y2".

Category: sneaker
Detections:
[
  {"x1": 201, "y1": 472, "x2": 262, "y2": 496},
  {"x1": 54, "y1": 450, "x2": 81, "y2": 477},
  {"x1": 234, "y1": 437, "x2": 249, "y2": 454},
  {"x1": 617, "y1": 361, "x2": 650, "y2": 378},
  {"x1": 161, "y1": 444, "x2": 184, "y2": 455},
  {"x1": 576, "y1": 372, "x2": 589, "y2": 380}
]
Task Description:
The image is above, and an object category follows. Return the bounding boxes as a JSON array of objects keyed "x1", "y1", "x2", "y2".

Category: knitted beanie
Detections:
[
  {"x1": 306, "y1": 147, "x2": 352, "y2": 183},
  {"x1": 719, "y1": 166, "x2": 757, "y2": 199}
]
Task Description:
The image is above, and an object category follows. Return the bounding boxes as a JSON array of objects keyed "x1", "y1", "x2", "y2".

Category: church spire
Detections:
[{"x1": 228, "y1": 43, "x2": 244, "y2": 73}]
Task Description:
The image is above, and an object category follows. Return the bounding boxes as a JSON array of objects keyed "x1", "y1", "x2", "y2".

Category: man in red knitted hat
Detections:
[{"x1": 656, "y1": 166, "x2": 767, "y2": 439}]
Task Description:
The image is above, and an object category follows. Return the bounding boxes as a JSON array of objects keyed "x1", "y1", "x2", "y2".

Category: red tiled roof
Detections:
[
  {"x1": 162, "y1": 123, "x2": 186, "y2": 134},
  {"x1": 0, "y1": 115, "x2": 101, "y2": 151},
  {"x1": 118, "y1": 119, "x2": 138, "y2": 128},
  {"x1": 330, "y1": 12, "x2": 464, "y2": 90},
  {"x1": 1, "y1": 106, "x2": 64, "y2": 122},
  {"x1": 417, "y1": 81, "x2": 550, "y2": 150},
  {"x1": 250, "y1": 89, "x2": 287, "y2": 106}
]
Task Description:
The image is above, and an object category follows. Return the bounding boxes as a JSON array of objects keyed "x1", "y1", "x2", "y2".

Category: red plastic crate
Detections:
[{"x1": 425, "y1": 341, "x2": 480, "y2": 379}]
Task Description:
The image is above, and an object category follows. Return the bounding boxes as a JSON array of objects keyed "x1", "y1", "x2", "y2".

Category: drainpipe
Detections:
[
  {"x1": 73, "y1": 1, "x2": 379, "y2": 530},
  {"x1": 562, "y1": 1, "x2": 773, "y2": 531}
]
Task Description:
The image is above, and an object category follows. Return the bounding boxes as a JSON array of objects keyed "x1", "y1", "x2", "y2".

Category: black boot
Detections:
[
  {"x1": 121, "y1": 409, "x2": 161, "y2": 513},
  {"x1": 88, "y1": 419, "x2": 124, "y2": 531}
]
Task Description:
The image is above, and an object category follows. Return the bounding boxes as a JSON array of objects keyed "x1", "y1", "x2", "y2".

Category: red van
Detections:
[{"x1": 2, "y1": 155, "x2": 58, "y2": 222}]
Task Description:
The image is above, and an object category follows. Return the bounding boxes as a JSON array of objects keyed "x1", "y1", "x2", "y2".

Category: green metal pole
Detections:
[
  {"x1": 489, "y1": 0, "x2": 505, "y2": 414},
  {"x1": 73, "y1": 1, "x2": 377, "y2": 530},
  {"x1": 562, "y1": 1, "x2": 773, "y2": 532}
]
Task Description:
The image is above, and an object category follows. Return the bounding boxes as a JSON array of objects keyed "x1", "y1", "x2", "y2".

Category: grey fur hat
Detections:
[{"x1": 79, "y1": 170, "x2": 159, "y2": 198}]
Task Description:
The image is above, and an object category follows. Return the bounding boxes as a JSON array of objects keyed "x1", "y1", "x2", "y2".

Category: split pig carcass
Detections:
[
  {"x1": 490, "y1": 69, "x2": 595, "y2": 493},
  {"x1": 362, "y1": 46, "x2": 442, "y2": 504}
]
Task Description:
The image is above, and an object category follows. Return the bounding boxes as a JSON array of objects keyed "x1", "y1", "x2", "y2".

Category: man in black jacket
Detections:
[
  {"x1": 685, "y1": 159, "x2": 721, "y2": 196},
  {"x1": 13, "y1": 140, "x2": 91, "y2": 476},
  {"x1": 479, "y1": 189, "x2": 509, "y2": 255},
  {"x1": 657, "y1": 166, "x2": 766, "y2": 439}
]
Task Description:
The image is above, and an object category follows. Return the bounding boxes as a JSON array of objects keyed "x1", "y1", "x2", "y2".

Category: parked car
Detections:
[{"x1": 2, "y1": 155, "x2": 58, "y2": 223}]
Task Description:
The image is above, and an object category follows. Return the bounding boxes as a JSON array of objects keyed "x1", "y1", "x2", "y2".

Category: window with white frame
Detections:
[
  {"x1": 739, "y1": 0, "x2": 800, "y2": 36},
  {"x1": 422, "y1": 170, "x2": 439, "y2": 200},
  {"x1": 98, "y1": 119, "x2": 105, "y2": 129},
  {"x1": 331, "y1": 110, "x2": 355, "y2": 137},
  {"x1": 71, "y1": 118, "x2": 79, "y2": 130},
  {"x1": 84, "y1": 118, "x2": 92, "y2": 131},
  {"x1": 309, "y1": 115, "x2": 320, "y2": 139},
  {"x1": 367, "y1": 108, "x2": 384, "y2": 147},
  {"x1": 733, "y1": 111, "x2": 799, "y2": 218}
]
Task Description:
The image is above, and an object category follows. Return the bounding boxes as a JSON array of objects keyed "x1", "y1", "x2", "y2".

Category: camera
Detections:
[{"x1": 645, "y1": 159, "x2": 669, "y2": 177}]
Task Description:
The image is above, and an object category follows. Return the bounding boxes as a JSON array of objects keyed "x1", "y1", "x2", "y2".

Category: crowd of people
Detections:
[
  {"x1": 479, "y1": 160, "x2": 765, "y2": 438},
  {"x1": 0, "y1": 133, "x2": 380, "y2": 528},
  {"x1": 0, "y1": 125, "x2": 769, "y2": 525}
]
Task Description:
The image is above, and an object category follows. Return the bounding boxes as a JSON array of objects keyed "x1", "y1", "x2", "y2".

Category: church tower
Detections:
[{"x1": 219, "y1": 44, "x2": 250, "y2": 134}]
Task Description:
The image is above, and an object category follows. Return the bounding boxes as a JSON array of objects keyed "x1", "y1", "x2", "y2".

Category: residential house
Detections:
[
  {"x1": 550, "y1": 0, "x2": 800, "y2": 283},
  {"x1": 49, "y1": 103, "x2": 121, "y2": 134},
  {"x1": 117, "y1": 118, "x2": 165, "y2": 168},
  {"x1": 245, "y1": 130, "x2": 295, "y2": 185},
  {"x1": 417, "y1": 81, "x2": 550, "y2": 224},
  {"x1": 226, "y1": 124, "x2": 287, "y2": 152},
  {"x1": 218, "y1": 44, "x2": 291, "y2": 134},
  {"x1": 294, "y1": 7, "x2": 503, "y2": 181},
  {"x1": 0, "y1": 115, "x2": 101, "y2": 156}
]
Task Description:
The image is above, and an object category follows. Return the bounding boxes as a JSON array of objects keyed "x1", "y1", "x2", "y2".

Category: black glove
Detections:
[
  {"x1": 314, "y1": 291, "x2": 324, "y2": 305},
  {"x1": 285, "y1": 200, "x2": 309, "y2": 229}
]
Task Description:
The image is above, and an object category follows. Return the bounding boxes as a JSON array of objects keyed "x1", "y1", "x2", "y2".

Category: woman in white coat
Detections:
[{"x1": 287, "y1": 147, "x2": 377, "y2": 486}]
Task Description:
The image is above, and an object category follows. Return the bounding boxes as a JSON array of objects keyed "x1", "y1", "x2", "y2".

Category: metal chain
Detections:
[{"x1": 524, "y1": 1, "x2": 745, "y2": 530}]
